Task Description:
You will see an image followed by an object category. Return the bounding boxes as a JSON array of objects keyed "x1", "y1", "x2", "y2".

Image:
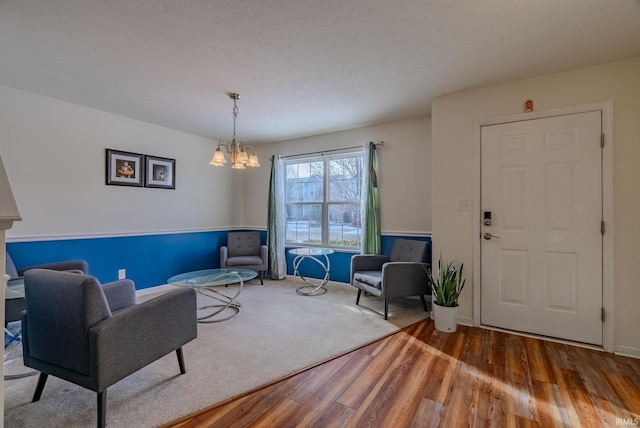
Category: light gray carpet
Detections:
[{"x1": 4, "y1": 277, "x2": 429, "y2": 428}]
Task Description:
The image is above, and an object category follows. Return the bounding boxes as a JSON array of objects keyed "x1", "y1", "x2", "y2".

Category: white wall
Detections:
[
  {"x1": 432, "y1": 57, "x2": 640, "y2": 354},
  {"x1": 0, "y1": 86, "x2": 430, "y2": 240},
  {"x1": 0, "y1": 85, "x2": 243, "y2": 239},
  {"x1": 243, "y1": 116, "x2": 432, "y2": 236}
]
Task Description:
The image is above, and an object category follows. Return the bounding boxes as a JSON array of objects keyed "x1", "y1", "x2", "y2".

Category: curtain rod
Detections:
[{"x1": 270, "y1": 141, "x2": 385, "y2": 161}]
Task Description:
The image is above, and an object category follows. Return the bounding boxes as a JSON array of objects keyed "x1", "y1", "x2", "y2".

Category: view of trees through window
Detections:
[{"x1": 285, "y1": 151, "x2": 363, "y2": 249}]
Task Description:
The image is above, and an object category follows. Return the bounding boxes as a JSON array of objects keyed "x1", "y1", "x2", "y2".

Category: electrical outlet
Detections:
[
  {"x1": 457, "y1": 199, "x2": 471, "y2": 211},
  {"x1": 118, "y1": 269, "x2": 126, "y2": 279}
]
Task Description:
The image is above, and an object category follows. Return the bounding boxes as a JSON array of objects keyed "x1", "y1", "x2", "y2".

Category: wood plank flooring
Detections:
[{"x1": 162, "y1": 319, "x2": 640, "y2": 427}]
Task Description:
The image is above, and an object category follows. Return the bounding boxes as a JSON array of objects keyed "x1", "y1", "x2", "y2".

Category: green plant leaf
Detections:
[{"x1": 425, "y1": 252, "x2": 465, "y2": 307}]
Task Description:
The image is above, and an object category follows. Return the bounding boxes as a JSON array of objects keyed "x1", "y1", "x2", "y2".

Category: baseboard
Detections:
[
  {"x1": 457, "y1": 316, "x2": 473, "y2": 327},
  {"x1": 136, "y1": 283, "x2": 176, "y2": 297},
  {"x1": 614, "y1": 345, "x2": 640, "y2": 359}
]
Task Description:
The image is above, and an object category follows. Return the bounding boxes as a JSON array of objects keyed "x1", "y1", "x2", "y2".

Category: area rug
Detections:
[{"x1": 4, "y1": 277, "x2": 429, "y2": 427}]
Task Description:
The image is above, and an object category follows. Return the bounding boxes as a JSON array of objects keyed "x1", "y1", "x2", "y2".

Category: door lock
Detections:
[
  {"x1": 483, "y1": 211, "x2": 492, "y2": 226},
  {"x1": 483, "y1": 232, "x2": 500, "y2": 240}
]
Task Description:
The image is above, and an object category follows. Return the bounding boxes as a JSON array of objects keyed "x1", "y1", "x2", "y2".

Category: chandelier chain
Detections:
[{"x1": 232, "y1": 98, "x2": 238, "y2": 142}]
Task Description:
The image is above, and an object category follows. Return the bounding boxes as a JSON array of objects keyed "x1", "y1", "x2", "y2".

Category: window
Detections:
[{"x1": 284, "y1": 151, "x2": 364, "y2": 249}]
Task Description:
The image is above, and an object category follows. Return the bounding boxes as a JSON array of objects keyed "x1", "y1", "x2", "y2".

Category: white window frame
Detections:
[{"x1": 284, "y1": 150, "x2": 364, "y2": 250}]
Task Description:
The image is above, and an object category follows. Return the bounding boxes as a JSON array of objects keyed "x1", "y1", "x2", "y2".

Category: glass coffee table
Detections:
[
  {"x1": 290, "y1": 247, "x2": 334, "y2": 296},
  {"x1": 168, "y1": 268, "x2": 257, "y2": 323},
  {"x1": 4, "y1": 277, "x2": 38, "y2": 379}
]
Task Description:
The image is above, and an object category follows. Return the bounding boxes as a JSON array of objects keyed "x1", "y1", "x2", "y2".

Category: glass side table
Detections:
[{"x1": 289, "y1": 247, "x2": 334, "y2": 296}]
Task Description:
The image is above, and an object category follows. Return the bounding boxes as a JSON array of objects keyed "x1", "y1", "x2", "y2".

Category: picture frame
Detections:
[
  {"x1": 145, "y1": 155, "x2": 175, "y2": 189},
  {"x1": 105, "y1": 149, "x2": 145, "y2": 187}
]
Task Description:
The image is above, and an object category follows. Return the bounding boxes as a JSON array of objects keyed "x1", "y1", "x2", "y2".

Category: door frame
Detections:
[{"x1": 472, "y1": 102, "x2": 614, "y2": 351}]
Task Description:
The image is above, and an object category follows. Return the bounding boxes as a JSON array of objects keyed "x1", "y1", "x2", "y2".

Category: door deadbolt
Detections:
[{"x1": 483, "y1": 211, "x2": 492, "y2": 226}]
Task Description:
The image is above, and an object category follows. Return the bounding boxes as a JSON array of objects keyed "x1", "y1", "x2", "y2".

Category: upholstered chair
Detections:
[
  {"x1": 350, "y1": 239, "x2": 431, "y2": 319},
  {"x1": 5, "y1": 252, "x2": 88, "y2": 280},
  {"x1": 5, "y1": 252, "x2": 89, "y2": 325},
  {"x1": 220, "y1": 231, "x2": 268, "y2": 284},
  {"x1": 21, "y1": 269, "x2": 197, "y2": 428}
]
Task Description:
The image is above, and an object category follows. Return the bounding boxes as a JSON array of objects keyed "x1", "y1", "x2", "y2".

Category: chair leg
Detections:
[
  {"x1": 176, "y1": 347, "x2": 186, "y2": 374},
  {"x1": 356, "y1": 289, "x2": 362, "y2": 305},
  {"x1": 419, "y1": 295, "x2": 428, "y2": 312},
  {"x1": 384, "y1": 299, "x2": 389, "y2": 320},
  {"x1": 32, "y1": 372, "x2": 48, "y2": 402},
  {"x1": 97, "y1": 390, "x2": 107, "y2": 428},
  {"x1": 260, "y1": 271, "x2": 264, "y2": 285}
]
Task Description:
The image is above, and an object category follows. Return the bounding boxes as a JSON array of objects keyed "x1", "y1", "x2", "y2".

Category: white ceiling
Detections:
[{"x1": 1, "y1": 1, "x2": 639, "y2": 144}]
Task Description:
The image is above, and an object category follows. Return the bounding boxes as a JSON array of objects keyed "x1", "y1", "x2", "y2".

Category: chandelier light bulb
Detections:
[{"x1": 209, "y1": 148, "x2": 227, "y2": 166}]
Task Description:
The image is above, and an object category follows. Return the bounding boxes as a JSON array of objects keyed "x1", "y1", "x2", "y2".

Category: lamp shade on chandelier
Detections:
[{"x1": 210, "y1": 93, "x2": 260, "y2": 169}]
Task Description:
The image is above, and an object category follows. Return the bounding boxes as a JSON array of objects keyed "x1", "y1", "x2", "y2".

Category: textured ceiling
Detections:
[{"x1": 1, "y1": 0, "x2": 639, "y2": 144}]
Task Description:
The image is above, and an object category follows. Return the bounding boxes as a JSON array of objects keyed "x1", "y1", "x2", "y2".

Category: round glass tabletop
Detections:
[
  {"x1": 168, "y1": 268, "x2": 257, "y2": 288},
  {"x1": 289, "y1": 247, "x2": 334, "y2": 256}
]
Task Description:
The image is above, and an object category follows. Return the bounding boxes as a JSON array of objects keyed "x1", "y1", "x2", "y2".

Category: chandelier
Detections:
[{"x1": 209, "y1": 93, "x2": 260, "y2": 169}]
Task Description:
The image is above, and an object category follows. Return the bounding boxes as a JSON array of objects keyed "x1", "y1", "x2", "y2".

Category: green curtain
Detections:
[
  {"x1": 362, "y1": 142, "x2": 381, "y2": 254},
  {"x1": 267, "y1": 155, "x2": 286, "y2": 279}
]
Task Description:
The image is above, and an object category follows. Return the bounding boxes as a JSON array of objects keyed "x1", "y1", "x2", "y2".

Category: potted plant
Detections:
[{"x1": 426, "y1": 254, "x2": 465, "y2": 333}]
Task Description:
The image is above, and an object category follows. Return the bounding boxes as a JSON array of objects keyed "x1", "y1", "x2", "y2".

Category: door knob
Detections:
[{"x1": 483, "y1": 232, "x2": 500, "y2": 240}]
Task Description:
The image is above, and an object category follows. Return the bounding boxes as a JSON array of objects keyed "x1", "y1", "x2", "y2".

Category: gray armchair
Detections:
[
  {"x1": 5, "y1": 251, "x2": 89, "y2": 280},
  {"x1": 350, "y1": 239, "x2": 431, "y2": 319},
  {"x1": 220, "y1": 231, "x2": 268, "y2": 284},
  {"x1": 21, "y1": 269, "x2": 197, "y2": 428},
  {"x1": 5, "y1": 252, "x2": 88, "y2": 325}
]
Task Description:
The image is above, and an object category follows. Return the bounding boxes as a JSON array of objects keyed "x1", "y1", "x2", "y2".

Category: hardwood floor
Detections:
[{"x1": 162, "y1": 319, "x2": 640, "y2": 427}]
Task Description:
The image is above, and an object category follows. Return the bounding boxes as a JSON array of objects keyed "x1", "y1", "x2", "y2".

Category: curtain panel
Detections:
[
  {"x1": 361, "y1": 142, "x2": 381, "y2": 254},
  {"x1": 268, "y1": 155, "x2": 287, "y2": 279}
]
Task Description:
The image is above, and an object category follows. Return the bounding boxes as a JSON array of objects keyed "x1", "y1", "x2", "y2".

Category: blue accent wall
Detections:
[
  {"x1": 7, "y1": 231, "x2": 230, "y2": 290},
  {"x1": 7, "y1": 232, "x2": 430, "y2": 290}
]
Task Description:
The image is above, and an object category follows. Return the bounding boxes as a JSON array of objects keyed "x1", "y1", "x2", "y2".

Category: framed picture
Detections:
[
  {"x1": 105, "y1": 149, "x2": 145, "y2": 187},
  {"x1": 145, "y1": 155, "x2": 175, "y2": 189}
]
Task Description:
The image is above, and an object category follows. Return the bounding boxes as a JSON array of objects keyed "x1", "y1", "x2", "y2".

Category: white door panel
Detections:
[{"x1": 481, "y1": 111, "x2": 603, "y2": 345}]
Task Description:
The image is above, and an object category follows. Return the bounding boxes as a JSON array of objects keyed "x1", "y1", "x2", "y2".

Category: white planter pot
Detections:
[{"x1": 432, "y1": 303, "x2": 458, "y2": 333}]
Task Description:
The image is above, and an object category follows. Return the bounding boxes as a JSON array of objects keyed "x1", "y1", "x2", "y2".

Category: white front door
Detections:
[{"x1": 480, "y1": 111, "x2": 603, "y2": 345}]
